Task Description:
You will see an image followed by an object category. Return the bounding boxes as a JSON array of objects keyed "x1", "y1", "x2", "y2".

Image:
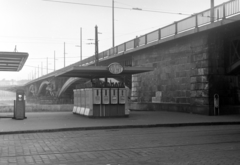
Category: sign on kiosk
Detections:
[
  {"x1": 102, "y1": 88, "x2": 110, "y2": 104},
  {"x1": 119, "y1": 88, "x2": 126, "y2": 104},
  {"x1": 111, "y1": 88, "x2": 118, "y2": 104},
  {"x1": 93, "y1": 88, "x2": 101, "y2": 104}
]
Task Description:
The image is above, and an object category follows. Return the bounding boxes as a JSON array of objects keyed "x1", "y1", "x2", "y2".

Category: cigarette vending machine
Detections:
[{"x1": 13, "y1": 89, "x2": 26, "y2": 120}]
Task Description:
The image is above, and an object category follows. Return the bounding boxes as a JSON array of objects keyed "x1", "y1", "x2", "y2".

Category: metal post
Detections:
[
  {"x1": 54, "y1": 51, "x2": 56, "y2": 71},
  {"x1": 222, "y1": 3, "x2": 226, "y2": 19},
  {"x1": 35, "y1": 67, "x2": 36, "y2": 79},
  {"x1": 80, "y1": 27, "x2": 82, "y2": 61},
  {"x1": 64, "y1": 42, "x2": 65, "y2": 67},
  {"x1": 95, "y1": 25, "x2": 99, "y2": 66},
  {"x1": 158, "y1": 29, "x2": 161, "y2": 41},
  {"x1": 112, "y1": 0, "x2": 115, "y2": 48},
  {"x1": 175, "y1": 22, "x2": 178, "y2": 35},
  {"x1": 41, "y1": 62, "x2": 43, "y2": 76},
  {"x1": 47, "y1": 57, "x2": 48, "y2": 74},
  {"x1": 211, "y1": 0, "x2": 214, "y2": 23}
]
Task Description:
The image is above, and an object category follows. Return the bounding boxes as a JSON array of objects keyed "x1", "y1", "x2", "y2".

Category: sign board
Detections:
[
  {"x1": 93, "y1": 88, "x2": 101, "y2": 104},
  {"x1": 108, "y1": 63, "x2": 123, "y2": 74},
  {"x1": 111, "y1": 88, "x2": 118, "y2": 104},
  {"x1": 119, "y1": 88, "x2": 126, "y2": 104},
  {"x1": 102, "y1": 88, "x2": 110, "y2": 104}
]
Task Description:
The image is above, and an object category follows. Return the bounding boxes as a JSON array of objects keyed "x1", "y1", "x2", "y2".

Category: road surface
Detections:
[{"x1": 0, "y1": 125, "x2": 240, "y2": 165}]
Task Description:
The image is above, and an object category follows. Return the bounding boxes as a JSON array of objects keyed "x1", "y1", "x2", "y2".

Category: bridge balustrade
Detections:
[
  {"x1": 225, "y1": 0, "x2": 240, "y2": 17},
  {"x1": 147, "y1": 30, "x2": 159, "y2": 44},
  {"x1": 214, "y1": 5, "x2": 224, "y2": 21},
  {"x1": 109, "y1": 48, "x2": 114, "y2": 56},
  {"x1": 161, "y1": 24, "x2": 176, "y2": 38},
  {"x1": 125, "y1": 40, "x2": 134, "y2": 51},
  {"x1": 98, "y1": 52, "x2": 104, "y2": 61},
  {"x1": 117, "y1": 44, "x2": 124, "y2": 53},
  {"x1": 197, "y1": 10, "x2": 211, "y2": 26},
  {"x1": 139, "y1": 36, "x2": 146, "y2": 46},
  {"x1": 177, "y1": 16, "x2": 196, "y2": 33}
]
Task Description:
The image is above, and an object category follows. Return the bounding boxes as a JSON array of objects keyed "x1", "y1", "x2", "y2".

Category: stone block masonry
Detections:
[
  {"x1": 131, "y1": 22, "x2": 240, "y2": 115},
  {"x1": 132, "y1": 33, "x2": 210, "y2": 110}
]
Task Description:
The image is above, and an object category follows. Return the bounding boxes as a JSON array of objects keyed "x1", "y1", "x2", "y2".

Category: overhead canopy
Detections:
[
  {"x1": 55, "y1": 66, "x2": 154, "y2": 78},
  {"x1": 0, "y1": 52, "x2": 28, "y2": 71}
]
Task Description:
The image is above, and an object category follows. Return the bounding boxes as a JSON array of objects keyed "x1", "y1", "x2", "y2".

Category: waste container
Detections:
[{"x1": 13, "y1": 89, "x2": 26, "y2": 120}]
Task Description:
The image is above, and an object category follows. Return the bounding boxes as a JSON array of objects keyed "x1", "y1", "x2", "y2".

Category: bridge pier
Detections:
[{"x1": 130, "y1": 21, "x2": 240, "y2": 115}]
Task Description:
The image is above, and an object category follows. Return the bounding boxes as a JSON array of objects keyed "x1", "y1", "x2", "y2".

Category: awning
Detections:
[
  {"x1": 55, "y1": 66, "x2": 154, "y2": 78},
  {"x1": 0, "y1": 52, "x2": 28, "y2": 71}
]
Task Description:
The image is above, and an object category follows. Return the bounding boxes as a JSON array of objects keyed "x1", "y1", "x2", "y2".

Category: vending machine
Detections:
[{"x1": 14, "y1": 89, "x2": 26, "y2": 120}]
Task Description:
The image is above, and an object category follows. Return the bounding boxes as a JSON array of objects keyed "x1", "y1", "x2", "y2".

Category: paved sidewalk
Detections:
[{"x1": 0, "y1": 111, "x2": 240, "y2": 134}]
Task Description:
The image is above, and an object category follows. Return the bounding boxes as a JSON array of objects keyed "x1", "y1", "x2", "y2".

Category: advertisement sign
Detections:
[
  {"x1": 108, "y1": 63, "x2": 123, "y2": 74},
  {"x1": 111, "y1": 88, "x2": 118, "y2": 104},
  {"x1": 102, "y1": 88, "x2": 110, "y2": 104}
]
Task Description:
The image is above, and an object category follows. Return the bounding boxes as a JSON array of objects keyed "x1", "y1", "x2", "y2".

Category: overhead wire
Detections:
[
  {"x1": 42, "y1": 0, "x2": 191, "y2": 16},
  {"x1": 42, "y1": 0, "x2": 238, "y2": 21}
]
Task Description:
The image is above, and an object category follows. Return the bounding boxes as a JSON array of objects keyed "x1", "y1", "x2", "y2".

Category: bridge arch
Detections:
[
  {"x1": 58, "y1": 77, "x2": 86, "y2": 97},
  {"x1": 29, "y1": 84, "x2": 38, "y2": 96},
  {"x1": 37, "y1": 81, "x2": 50, "y2": 96}
]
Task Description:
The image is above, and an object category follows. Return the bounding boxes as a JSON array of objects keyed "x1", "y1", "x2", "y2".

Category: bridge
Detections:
[{"x1": 22, "y1": 0, "x2": 240, "y2": 115}]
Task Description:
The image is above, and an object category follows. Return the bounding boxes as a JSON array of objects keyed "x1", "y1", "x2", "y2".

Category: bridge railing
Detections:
[{"x1": 77, "y1": 0, "x2": 240, "y2": 67}]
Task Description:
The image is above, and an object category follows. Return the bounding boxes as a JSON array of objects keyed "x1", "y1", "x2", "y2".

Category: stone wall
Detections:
[
  {"x1": 131, "y1": 22, "x2": 240, "y2": 115},
  {"x1": 131, "y1": 32, "x2": 209, "y2": 112}
]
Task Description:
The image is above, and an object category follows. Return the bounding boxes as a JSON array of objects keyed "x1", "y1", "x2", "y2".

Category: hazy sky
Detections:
[{"x1": 0, "y1": 0, "x2": 228, "y2": 80}]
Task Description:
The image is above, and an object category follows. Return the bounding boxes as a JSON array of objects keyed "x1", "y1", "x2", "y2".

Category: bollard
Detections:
[{"x1": 214, "y1": 94, "x2": 219, "y2": 115}]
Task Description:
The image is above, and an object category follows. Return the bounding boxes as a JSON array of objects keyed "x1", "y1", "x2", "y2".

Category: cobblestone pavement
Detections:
[{"x1": 0, "y1": 125, "x2": 240, "y2": 165}]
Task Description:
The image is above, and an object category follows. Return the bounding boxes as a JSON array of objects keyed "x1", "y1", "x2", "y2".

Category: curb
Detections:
[{"x1": 1, "y1": 121, "x2": 240, "y2": 135}]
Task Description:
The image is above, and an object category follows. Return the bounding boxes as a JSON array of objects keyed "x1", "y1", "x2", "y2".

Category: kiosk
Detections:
[{"x1": 56, "y1": 62, "x2": 154, "y2": 118}]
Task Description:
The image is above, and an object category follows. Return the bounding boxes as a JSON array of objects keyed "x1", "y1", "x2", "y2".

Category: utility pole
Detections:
[
  {"x1": 54, "y1": 51, "x2": 56, "y2": 71},
  {"x1": 41, "y1": 62, "x2": 43, "y2": 76},
  {"x1": 47, "y1": 57, "x2": 48, "y2": 74},
  {"x1": 64, "y1": 42, "x2": 66, "y2": 67},
  {"x1": 95, "y1": 25, "x2": 99, "y2": 66},
  {"x1": 210, "y1": 0, "x2": 214, "y2": 23},
  {"x1": 112, "y1": 0, "x2": 115, "y2": 48},
  {"x1": 35, "y1": 67, "x2": 36, "y2": 79},
  {"x1": 38, "y1": 65, "x2": 39, "y2": 78},
  {"x1": 80, "y1": 27, "x2": 82, "y2": 61}
]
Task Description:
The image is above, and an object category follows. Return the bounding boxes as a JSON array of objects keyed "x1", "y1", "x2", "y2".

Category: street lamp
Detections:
[{"x1": 112, "y1": 0, "x2": 114, "y2": 48}]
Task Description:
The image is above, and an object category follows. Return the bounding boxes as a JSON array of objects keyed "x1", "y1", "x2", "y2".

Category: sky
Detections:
[{"x1": 0, "y1": 0, "x2": 229, "y2": 80}]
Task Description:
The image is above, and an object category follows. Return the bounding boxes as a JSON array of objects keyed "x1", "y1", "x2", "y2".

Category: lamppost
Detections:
[
  {"x1": 75, "y1": 45, "x2": 81, "y2": 61},
  {"x1": 112, "y1": 0, "x2": 115, "y2": 48},
  {"x1": 76, "y1": 27, "x2": 82, "y2": 61}
]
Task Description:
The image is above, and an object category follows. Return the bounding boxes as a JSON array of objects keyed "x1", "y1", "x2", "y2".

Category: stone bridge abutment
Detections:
[{"x1": 130, "y1": 21, "x2": 240, "y2": 115}]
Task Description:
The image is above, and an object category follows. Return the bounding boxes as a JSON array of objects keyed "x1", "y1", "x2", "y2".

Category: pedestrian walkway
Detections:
[{"x1": 0, "y1": 111, "x2": 240, "y2": 134}]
